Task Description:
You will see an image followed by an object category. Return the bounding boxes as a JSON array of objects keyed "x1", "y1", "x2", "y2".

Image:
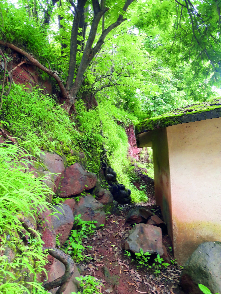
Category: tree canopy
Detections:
[{"x1": 0, "y1": 0, "x2": 221, "y2": 116}]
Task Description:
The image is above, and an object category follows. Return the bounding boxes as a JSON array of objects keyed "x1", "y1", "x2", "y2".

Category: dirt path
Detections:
[{"x1": 78, "y1": 204, "x2": 184, "y2": 294}]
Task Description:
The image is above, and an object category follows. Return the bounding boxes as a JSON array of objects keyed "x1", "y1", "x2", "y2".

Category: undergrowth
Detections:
[
  {"x1": 75, "y1": 99, "x2": 148, "y2": 203},
  {"x1": 74, "y1": 275, "x2": 103, "y2": 294},
  {"x1": 124, "y1": 248, "x2": 170, "y2": 275},
  {"x1": 0, "y1": 84, "x2": 80, "y2": 157},
  {"x1": 0, "y1": 143, "x2": 53, "y2": 293},
  {"x1": 62, "y1": 214, "x2": 101, "y2": 263},
  {"x1": 0, "y1": 83, "x2": 150, "y2": 203}
]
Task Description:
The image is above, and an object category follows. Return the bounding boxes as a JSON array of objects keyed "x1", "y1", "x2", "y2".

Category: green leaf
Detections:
[{"x1": 198, "y1": 284, "x2": 212, "y2": 294}]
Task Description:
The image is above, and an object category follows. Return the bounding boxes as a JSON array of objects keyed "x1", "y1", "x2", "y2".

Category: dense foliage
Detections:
[
  {"x1": 0, "y1": 144, "x2": 51, "y2": 293},
  {"x1": 0, "y1": 0, "x2": 220, "y2": 293},
  {"x1": 0, "y1": 0, "x2": 221, "y2": 115}
]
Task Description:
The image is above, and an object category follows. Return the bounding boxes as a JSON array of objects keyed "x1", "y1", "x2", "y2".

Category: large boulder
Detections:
[
  {"x1": 63, "y1": 198, "x2": 76, "y2": 213},
  {"x1": 73, "y1": 195, "x2": 106, "y2": 228},
  {"x1": 51, "y1": 204, "x2": 74, "y2": 246},
  {"x1": 58, "y1": 163, "x2": 97, "y2": 197},
  {"x1": 180, "y1": 241, "x2": 221, "y2": 294},
  {"x1": 124, "y1": 223, "x2": 163, "y2": 255},
  {"x1": 39, "y1": 152, "x2": 65, "y2": 193}
]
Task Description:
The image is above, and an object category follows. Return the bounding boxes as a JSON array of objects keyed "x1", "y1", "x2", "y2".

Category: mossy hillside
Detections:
[
  {"x1": 0, "y1": 84, "x2": 148, "y2": 203},
  {"x1": 75, "y1": 99, "x2": 148, "y2": 203},
  {"x1": 135, "y1": 100, "x2": 221, "y2": 135}
]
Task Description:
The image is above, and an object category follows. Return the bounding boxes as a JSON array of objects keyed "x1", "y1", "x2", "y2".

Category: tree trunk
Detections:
[
  {"x1": 43, "y1": 0, "x2": 59, "y2": 26},
  {"x1": 66, "y1": 0, "x2": 88, "y2": 91}
]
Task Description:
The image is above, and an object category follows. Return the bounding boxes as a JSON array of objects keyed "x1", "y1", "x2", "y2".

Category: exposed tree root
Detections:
[{"x1": 18, "y1": 216, "x2": 75, "y2": 294}]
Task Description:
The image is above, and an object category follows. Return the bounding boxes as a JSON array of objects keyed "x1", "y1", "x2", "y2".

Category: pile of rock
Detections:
[
  {"x1": 123, "y1": 207, "x2": 221, "y2": 295},
  {"x1": 1, "y1": 151, "x2": 114, "y2": 293},
  {"x1": 101, "y1": 163, "x2": 132, "y2": 204},
  {"x1": 2, "y1": 149, "x2": 221, "y2": 294},
  {"x1": 123, "y1": 207, "x2": 170, "y2": 262}
]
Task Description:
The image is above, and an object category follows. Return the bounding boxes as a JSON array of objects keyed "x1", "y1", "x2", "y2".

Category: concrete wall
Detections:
[
  {"x1": 152, "y1": 128, "x2": 173, "y2": 241},
  {"x1": 166, "y1": 117, "x2": 221, "y2": 264},
  {"x1": 138, "y1": 117, "x2": 221, "y2": 264}
]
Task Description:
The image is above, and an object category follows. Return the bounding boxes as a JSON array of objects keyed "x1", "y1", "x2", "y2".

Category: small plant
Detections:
[
  {"x1": 170, "y1": 259, "x2": 177, "y2": 264},
  {"x1": 139, "y1": 184, "x2": 146, "y2": 190},
  {"x1": 124, "y1": 250, "x2": 131, "y2": 257},
  {"x1": 117, "y1": 204, "x2": 124, "y2": 211},
  {"x1": 134, "y1": 248, "x2": 151, "y2": 269},
  {"x1": 62, "y1": 214, "x2": 98, "y2": 263},
  {"x1": 198, "y1": 284, "x2": 219, "y2": 294},
  {"x1": 74, "y1": 275, "x2": 103, "y2": 294},
  {"x1": 0, "y1": 143, "x2": 54, "y2": 293},
  {"x1": 56, "y1": 234, "x2": 61, "y2": 248},
  {"x1": 152, "y1": 253, "x2": 170, "y2": 274},
  {"x1": 129, "y1": 249, "x2": 170, "y2": 275}
]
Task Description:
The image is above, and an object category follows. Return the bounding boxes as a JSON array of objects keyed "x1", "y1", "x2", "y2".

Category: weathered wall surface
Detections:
[
  {"x1": 152, "y1": 128, "x2": 173, "y2": 241},
  {"x1": 167, "y1": 117, "x2": 221, "y2": 264}
]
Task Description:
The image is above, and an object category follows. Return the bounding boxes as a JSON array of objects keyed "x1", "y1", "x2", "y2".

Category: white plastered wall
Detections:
[{"x1": 166, "y1": 117, "x2": 221, "y2": 264}]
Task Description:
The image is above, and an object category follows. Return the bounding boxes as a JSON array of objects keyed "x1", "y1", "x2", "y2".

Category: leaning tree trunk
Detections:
[{"x1": 0, "y1": 1, "x2": 135, "y2": 114}]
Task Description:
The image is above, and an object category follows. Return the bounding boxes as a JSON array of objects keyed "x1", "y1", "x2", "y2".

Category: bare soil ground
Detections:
[{"x1": 78, "y1": 203, "x2": 185, "y2": 294}]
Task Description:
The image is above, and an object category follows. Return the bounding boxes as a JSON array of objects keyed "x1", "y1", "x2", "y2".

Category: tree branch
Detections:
[
  {"x1": 93, "y1": 82, "x2": 120, "y2": 95},
  {"x1": 101, "y1": 0, "x2": 105, "y2": 32},
  {"x1": 123, "y1": 0, "x2": 134, "y2": 11},
  {"x1": 68, "y1": 0, "x2": 79, "y2": 15},
  {"x1": 175, "y1": 0, "x2": 187, "y2": 8},
  {"x1": 69, "y1": 0, "x2": 135, "y2": 99},
  {"x1": 0, "y1": 41, "x2": 68, "y2": 99},
  {"x1": 43, "y1": 0, "x2": 59, "y2": 26},
  {"x1": 69, "y1": 7, "x2": 108, "y2": 97},
  {"x1": 0, "y1": 49, "x2": 6, "y2": 110},
  {"x1": 184, "y1": 0, "x2": 216, "y2": 71},
  {"x1": 92, "y1": 0, "x2": 101, "y2": 14}
]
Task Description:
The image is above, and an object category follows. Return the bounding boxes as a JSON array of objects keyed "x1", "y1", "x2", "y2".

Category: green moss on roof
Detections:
[{"x1": 135, "y1": 100, "x2": 221, "y2": 135}]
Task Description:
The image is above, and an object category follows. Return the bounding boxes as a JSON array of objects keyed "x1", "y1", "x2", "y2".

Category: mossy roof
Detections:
[{"x1": 135, "y1": 99, "x2": 221, "y2": 135}]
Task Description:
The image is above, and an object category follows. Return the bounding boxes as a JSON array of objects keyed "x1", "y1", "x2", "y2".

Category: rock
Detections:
[
  {"x1": 37, "y1": 209, "x2": 56, "y2": 273},
  {"x1": 39, "y1": 152, "x2": 65, "y2": 192},
  {"x1": 85, "y1": 171, "x2": 98, "y2": 190},
  {"x1": 58, "y1": 163, "x2": 97, "y2": 197},
  {"x1": 104, "y1": 167, "x2": 117, "y2": 183},
  {"x1": 180, "y1": 241, "x2": 221, "y2": 294},
  {"x1": 124, "y1": 223, "x2": 163, "y2": 255},
  {"x1": 46, "y1": 259, "x2": 81, "y2": 294},
  {"x1": 161, "y1": 244, "x2": 170, "y2": 263},
  {"x1": 146, "y1": 215, "x2": 168, "y2": 234},
  {"x1": 2, "y1": 245, "x2": 16, "y2": 263},
  {"x1": 147, "y1": 215, "x2": 164, "y2": 225},
  {"x1": 63, "y1": 198, "x2": 76, "y2": 213},
  {"x1": 95, "y1": 188, "x2": 113, "y2": 205},
  {"x1": 40, "y1": 171, "x2": 57, "y2": 202},
  {"x1": 51, "y1": 204, "x2": 74, "y2": 246},
  {"x1": 126, "y1": 207, "x2": 153, "y2": 224},
  {"x1": 109, "y1": 184, "x2": 131, "y2": 204},
  {"x1": 73, "y1": 195, "x2": 106, "y2": 228}
]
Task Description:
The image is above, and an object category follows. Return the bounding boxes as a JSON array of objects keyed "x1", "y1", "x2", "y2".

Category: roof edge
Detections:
[{"x1": 135, "y1": 104, "x2": 221, "y2": 135}]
